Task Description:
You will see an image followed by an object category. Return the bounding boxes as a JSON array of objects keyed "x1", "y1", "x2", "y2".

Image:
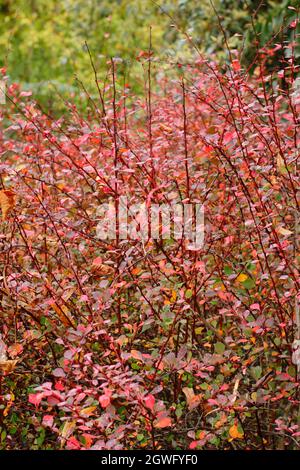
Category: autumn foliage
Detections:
[{"x1": 0, "y1": 25, "x2": 300, "y2": 450}]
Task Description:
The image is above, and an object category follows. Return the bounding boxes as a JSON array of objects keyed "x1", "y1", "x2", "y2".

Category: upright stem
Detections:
[
  {"x1": 182, "y1": 77, "x2": 190, "y2": 200},
  {"x1": 147, "y1": 26, "x2": 155, "y2": 189},
  {"x1": 111, "y1": 58, "x2": 121, "y2": 331}
]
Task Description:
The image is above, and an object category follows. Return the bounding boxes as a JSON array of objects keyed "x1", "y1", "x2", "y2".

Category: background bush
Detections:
[{"x1": 0, "y1": 0, "x2": 299, "y2": 108}]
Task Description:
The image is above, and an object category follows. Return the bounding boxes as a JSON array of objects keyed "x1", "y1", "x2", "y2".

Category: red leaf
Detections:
[
  {"x1": 144, "y1": 394, "x2": 155, "y2": 411},
  {"x1": 42, "y1": 415, "x2": 54, "y2": 428}
]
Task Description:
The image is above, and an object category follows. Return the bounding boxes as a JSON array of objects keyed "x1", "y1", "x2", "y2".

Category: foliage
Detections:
[
  {"x1": 163, "y1": 0, "x2": 300, "y2": 56},
  {"x1": 0, "y1": 0, "x2": 168, "y2": 108},
  {"x1": 0, "y1": 14, "x2": 300, "y2": 450}
]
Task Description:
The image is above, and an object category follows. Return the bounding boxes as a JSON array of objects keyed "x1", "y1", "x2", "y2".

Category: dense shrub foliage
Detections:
[{"x1": 0, "y1": 29, "x2": 300, "y2": 449}]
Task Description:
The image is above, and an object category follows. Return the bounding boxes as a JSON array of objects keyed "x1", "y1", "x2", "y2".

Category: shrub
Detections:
[{"x1": 0, "y1": 25, "x2": 299, "y2": 449}]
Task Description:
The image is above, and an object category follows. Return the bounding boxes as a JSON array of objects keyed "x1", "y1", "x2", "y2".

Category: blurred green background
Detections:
[{"x1": 0, "y1": 0, "x2": 298, "y2": 110}]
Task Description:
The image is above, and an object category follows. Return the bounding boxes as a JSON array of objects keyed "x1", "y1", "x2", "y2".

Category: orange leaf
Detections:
[
  {"x1": 0, "y1": 359, "x2": 18, "y2": 374},
  {"x1": 52, "y1": 303, "x2": 74, "y2": 327},
  {"x1": 154, "y1": 416, "x2": 172, "y2": 429},
  {"x1": 236, "y1": 273, "x2": 248, "y2": 283},
  {"x1": 91, "y1": 257, "x2": 114, "y2": 277},
  {"x1": 0, "y1": 189, "x2": 16, "y2": 220},
  {"x1": 229, "y1": 423, "x2": 244, "y2": 439},
  {"x1": 8, "y1": 342, "x2": 23, "y2": 358},
  {"x1": 130, "y1": 349, "x2": 143, "y2": 361}
]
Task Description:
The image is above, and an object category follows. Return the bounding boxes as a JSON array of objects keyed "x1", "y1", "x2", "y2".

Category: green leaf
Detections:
[
  {"x1": 251, "y1": 366, "x2": 262, "y2": 380},
  {"x1": 224, "y1": 265, "x2": 233, "y2": 275},
  {"x1": 185, "y1": 289, "x2": 193, "y2": 299},
  {"x1": 242, "y1": 278, "x2": 255, "y2": 289},
  {"x1": 214, "y1": 342, "x2": 225, "y2": 354}
]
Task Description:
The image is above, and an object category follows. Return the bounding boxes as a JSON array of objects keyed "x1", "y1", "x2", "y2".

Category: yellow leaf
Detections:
[
  {"x1": 0, "y1": 190, "x2": 16, "y2": 220},
  {"x1": 163, "y1": 288, "x2": 177, "y2": 305},
  {"x1": 159, "y1": 124, "x2": 173, "y2": 133},
  {"x1": 270, "y1": 175, "x2": 278, "y2": 186},
  {"x1": 276, "y1": 154, "x2": 287, "y2": 174},
  {"x1": 236, "y1": 273, "x2": 248, "y2": 283},
  {"x1": 3, "y1": 404, "x2": 11, "y2": 417},
  {"x1": 195, "y1": 327, "x2": 204, "y2": 335},
  {"x1": 80, "y1": 406, "x2": 97, "y2": 417},
  {"x1": 229, "y1": 424, "x2": 244, "y2": 439},
  {"x1": 61, "y1": 420, "x2": 76, "y2": 439}
]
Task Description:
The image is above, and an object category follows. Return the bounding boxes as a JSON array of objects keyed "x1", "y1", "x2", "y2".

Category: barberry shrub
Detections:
[{"x1": 0, "y1": 17, "x2": 299, "y2": 449}]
